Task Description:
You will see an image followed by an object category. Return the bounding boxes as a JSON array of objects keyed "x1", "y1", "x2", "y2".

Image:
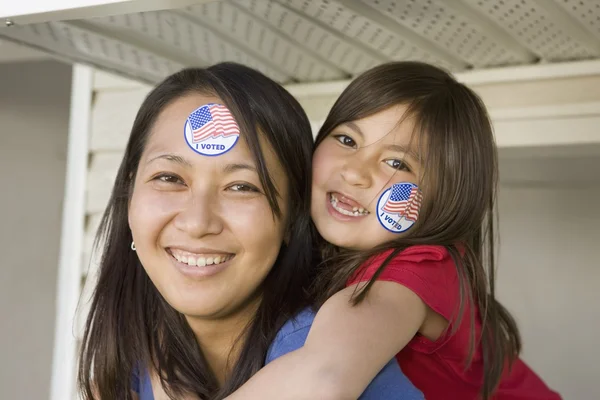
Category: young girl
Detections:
[{"x1": 227, "y1": 62, "x2": 561, "y2": 399}]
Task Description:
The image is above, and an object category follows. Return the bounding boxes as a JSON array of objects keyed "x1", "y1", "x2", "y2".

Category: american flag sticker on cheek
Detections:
[
  {"x1": 376, "y1": 182, "x2": 423, "y2": 233},
  {"x1": 184, "y1": 103, "x2": 240, "y2": 156}
]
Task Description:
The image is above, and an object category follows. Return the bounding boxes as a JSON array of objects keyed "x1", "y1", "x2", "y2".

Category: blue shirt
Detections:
[
  {"x1": 266, "y1": 308, "x2": 423, "y2": 400},
  {"x1": 133, "y1": 308, "x2": 423, "y2": 399}
]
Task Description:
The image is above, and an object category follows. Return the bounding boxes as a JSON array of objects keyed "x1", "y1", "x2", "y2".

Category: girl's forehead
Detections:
[{"x1": 350, "y1": 105, "x2": 417, "y2": 147}]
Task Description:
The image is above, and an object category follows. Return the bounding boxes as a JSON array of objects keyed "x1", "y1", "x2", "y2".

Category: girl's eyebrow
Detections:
[
  {"x1": 342, "y1": 121, "x2": 364, "y2": 138},
  {"x1": 386, "y1": 144, "x2": 421, "y2": 161},
  {"x1": 342, "y1": 122, "x2": 422, "y2": 161}
]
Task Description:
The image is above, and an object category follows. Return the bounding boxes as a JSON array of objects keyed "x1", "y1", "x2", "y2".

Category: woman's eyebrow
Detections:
[
  {"x1": 147, "y1": 153, "x2": 193, "y2": 167},
  {"x1": 223, "y1": 162, "x2": 257, "y2": 174}
]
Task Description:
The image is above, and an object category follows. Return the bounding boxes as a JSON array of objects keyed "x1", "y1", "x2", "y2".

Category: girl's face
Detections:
[
  {"x1": 311, "y1": 104, "x2": 423, "y2": 250},
  {"x1": 129, "y1": 93, "x2": 289, "y2": 322}
]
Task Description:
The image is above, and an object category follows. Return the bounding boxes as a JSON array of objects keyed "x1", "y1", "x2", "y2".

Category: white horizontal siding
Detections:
[{"x1": 90, "y1": 90, "x2": 149, "y2": 151}]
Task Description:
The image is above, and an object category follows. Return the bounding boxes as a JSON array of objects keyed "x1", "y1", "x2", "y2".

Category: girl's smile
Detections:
[{"x1": 327, "y1": 192, "x2": 371, "y2": 220}]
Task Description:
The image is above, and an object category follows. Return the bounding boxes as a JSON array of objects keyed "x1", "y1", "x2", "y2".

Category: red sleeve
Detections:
[{"x1": 347, "y1": 245, "x2": 461, "y2": 351}]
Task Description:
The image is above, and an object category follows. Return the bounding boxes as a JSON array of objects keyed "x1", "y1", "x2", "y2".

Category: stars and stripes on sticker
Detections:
[
  {"x1": 188, "y1": 104, "x2": 240, "y2": 143},
  {"x1": 382, "y1": 182, "x2": 423, "y2": 222}
]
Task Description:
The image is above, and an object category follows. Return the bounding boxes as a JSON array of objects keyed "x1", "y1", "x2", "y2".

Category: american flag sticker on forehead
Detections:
[
  {"x1": 184, "y1": 103, "x2": 240, "y2": 156},
  {"x1": 376, "y1": 182, "x2": 423, "y2": 234}
]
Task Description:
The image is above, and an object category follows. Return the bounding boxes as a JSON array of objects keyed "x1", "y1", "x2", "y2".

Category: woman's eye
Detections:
[
  {"x1": 154, "y1": 174, "x2": 185, "y2": 185},
  {"x1": 385, "y1": 159, "x2": 411, "y2": 172},
  {"x1": 228, "y1": 183, "x2": 259, "y2": 193},
  {"x1": 333, "y1": 134, "x2": 357, "y2": 148}
]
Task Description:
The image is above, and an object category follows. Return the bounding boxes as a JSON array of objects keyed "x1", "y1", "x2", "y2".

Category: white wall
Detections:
[
  {"x1": 496, "y1": 155, "x2": 600, "y2": 399},
  {"x1": 0, "y1": 60, "x2": 72, "y2": 400},
  {"x1": 81, "y1": 70, "x2": 600, "y2": 399}
]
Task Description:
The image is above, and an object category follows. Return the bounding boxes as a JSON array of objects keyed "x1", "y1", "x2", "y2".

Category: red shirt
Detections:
[{"x1": 348, "y1": 245, "x2": 561, "y2": 400}]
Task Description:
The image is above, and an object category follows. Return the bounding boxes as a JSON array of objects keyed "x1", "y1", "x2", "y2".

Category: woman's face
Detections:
[
  {"x1": 129, "y1": 93, "x2": 289, "y2": 321},
  {"x1": 311, "y1": 105, "x2": 423, "y2": 250}
]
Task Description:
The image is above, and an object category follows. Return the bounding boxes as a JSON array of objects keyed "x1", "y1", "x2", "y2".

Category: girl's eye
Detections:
[
  {"x1": 228, "y1": 183, "x2": 260, "y2": 193},
  {"x1": 154, "y1": 174, "x2": 185, "y2": 185},
  {"x1": 385, "y1": 159, "x2": 411, "y2": 172},
  {"x1": 333, "y1": 134, "x2": 357, "y2": 148}
]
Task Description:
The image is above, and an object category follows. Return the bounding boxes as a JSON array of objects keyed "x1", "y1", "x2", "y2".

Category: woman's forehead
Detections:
[{"x1": 144, "y1": 95, "x2": 288, "y2": 185}]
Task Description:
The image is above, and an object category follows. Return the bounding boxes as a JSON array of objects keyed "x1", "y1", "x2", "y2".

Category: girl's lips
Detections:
[
  {"x1": 326, "y1": 193, "x2": 370, "y2": 222},
  {"x1": 331, "y1": 192, "x2": 366, "y2": 210},
  {"x1": 329, "y1": 192, "x2": 370, "y2": 215}
]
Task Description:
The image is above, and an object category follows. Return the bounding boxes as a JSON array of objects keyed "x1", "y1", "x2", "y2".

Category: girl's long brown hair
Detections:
[
  {"x1": 312, "y1": 61, "x2": 521, "y2": 399},
  {"x1": 78, "y1": 63, "x2": 318, "y2": 399}
]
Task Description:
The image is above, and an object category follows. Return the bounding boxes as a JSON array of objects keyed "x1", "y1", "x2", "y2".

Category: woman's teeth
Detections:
[
  {"x1": 170, "y1": 250, "x2": 233, "y2": 267},
  {"x1": 330, "y1": 194, "x2": 370, "y2": 216}
]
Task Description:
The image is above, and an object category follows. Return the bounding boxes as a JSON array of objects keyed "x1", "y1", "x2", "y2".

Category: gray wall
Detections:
[
  {"x1": 495, "y1": 155, "x2": 600, "y2": 399},
  {"x1": 0, "y1": 60, "x2": 72, "y2": 399}
]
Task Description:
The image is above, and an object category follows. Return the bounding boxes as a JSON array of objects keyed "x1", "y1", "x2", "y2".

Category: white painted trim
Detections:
[
  {"x1": 456, "y1": 59, "x2": 600, "y2": 85},
  {"x1": 1, "y1": 0, "x2": 214, "y2": 25},
  {"x1": 494, "y1": 115, "x2": 600, "y2": 148},
  {"x1": 50, "y1": 64, "x2": 93, "y2": 400},
  {"x1": 285, "y1": 59, "x2": 600, "y2": 98},
  {"x1": 489, "y1": 102, "x2": 600, "y2": 120}
]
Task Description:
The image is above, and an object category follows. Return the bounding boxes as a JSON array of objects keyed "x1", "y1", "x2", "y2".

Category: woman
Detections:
[{"x1": 78, "y1": 63, "x2": 418, "y2": 399}]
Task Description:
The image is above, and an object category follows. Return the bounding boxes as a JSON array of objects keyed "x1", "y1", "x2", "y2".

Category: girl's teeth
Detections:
[{"x1": 330, "y1": 194, "x2": 369, "y2": 216}]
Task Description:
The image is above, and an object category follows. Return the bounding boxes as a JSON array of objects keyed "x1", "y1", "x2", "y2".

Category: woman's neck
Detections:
[{"x1": 186, "y1": 298, "x2": 261, "y2": 385}]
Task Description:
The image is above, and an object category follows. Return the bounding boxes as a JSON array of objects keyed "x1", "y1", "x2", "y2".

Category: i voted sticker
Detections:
[
  {"x1": 376, "y1": 182, "x2": 423, "y2": 233},
  {"x1": 184, "y1": 103, "x2": 240, "y2": 156}
]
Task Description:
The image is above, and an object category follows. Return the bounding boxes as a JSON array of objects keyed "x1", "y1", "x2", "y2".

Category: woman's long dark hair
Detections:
[
  {"x1": 312, "y1": 61, "x2": 521, "y2": 399},
  {"x1": 78, "y1": 63, "x2": 317, "y2": 399}
]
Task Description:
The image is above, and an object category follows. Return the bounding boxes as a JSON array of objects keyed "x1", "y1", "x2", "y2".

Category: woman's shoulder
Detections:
[
  {"x1": 276, "y1": 307, "x2": 317, "y2": 337},
  {"x1": 132, "y1": 367, "x2": 154, "y2": 400},
  {"x1": 266, "y1": 307, "x2": 315, "y2": 363}
]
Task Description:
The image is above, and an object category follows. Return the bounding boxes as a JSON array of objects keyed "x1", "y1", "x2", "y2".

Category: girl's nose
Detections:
[{"x1": 340, "y1": 160, "x2": 372, "y2": 188}]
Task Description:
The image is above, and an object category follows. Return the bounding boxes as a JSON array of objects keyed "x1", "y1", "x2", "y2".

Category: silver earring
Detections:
[{"x1": 131, "y1": 241, "x2": 136, "y2": 251}]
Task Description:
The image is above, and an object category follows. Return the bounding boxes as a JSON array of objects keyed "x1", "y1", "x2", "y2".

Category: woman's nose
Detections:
[{"x1": 173, "y1": 192, "x2": 224, "y2": 238}]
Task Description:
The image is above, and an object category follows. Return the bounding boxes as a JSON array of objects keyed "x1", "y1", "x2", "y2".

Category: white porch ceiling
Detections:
[{"x1": 1, "y1": 0, "x2": 599, "y2": 84}]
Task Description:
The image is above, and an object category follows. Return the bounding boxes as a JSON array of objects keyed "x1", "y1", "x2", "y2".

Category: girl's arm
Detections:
[{"x1": 226, "y1": 281, "x2": 428, "y2": 400}]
